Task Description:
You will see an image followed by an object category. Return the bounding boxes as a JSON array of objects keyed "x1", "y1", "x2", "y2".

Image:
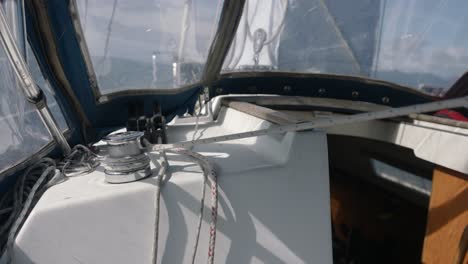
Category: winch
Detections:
[{"x1": 102, "y1": 131, "x2": 152, "y2": 183}]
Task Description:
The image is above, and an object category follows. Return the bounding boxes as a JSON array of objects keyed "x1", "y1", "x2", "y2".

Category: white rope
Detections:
[
  {"x1": 143, "y1": 95, "x2": 468, "y2": 263},
  {"x1": 190, "y1": 162, "x2": 206, "y2": 264},
  {"x1": 167, "y1": 148, "x2": 218, "y2": 264},
  {"x1": 148, "y1": 143, "x2": 217, "y2": 264},
  {"x1": 5, "y1": 167, "x2": 58, "y2": 264},
  {"x1": 0, "y1": 145, "x2": 98, "y2": 262},
  {"x1": 58, "y1": 144, "x2": 100, "y2": 178},
  {"x1": 151, "y1": 150, "x2": 168, "y2": 264},
  {"x1": 191, "y1": 95, "x2": 203, "y2": 146},
  {"x1": 0, "y1": 158, "x2": 56, "y2": 263}
]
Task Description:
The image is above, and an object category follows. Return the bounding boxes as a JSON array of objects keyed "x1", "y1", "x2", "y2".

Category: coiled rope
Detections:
[
  {"x1": 57, "y1": 144, "x2": 100, "y2": 178},
  {"x1": 0, "y1": 145, "x2": 98, "y2": 263},
  {"x1": 4, "y1": 161, "x2": 58, "y2": 264}
]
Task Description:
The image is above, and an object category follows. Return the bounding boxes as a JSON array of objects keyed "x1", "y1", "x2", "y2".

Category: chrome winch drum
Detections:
[{"x1": 102, "y1": 131, "x2": 152, "y2": 183}]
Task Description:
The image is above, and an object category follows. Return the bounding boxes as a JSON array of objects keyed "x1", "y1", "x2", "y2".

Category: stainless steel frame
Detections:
[{"x1": 0, "y1": 7, "x2": 71, "y2": 155}]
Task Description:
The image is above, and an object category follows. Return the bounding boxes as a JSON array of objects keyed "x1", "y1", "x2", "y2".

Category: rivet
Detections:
[
  {"x1": 215, "y1": 87, "x2": 223, "y2": 94},
  {"x1": 352, "y1": 91, "x2": 359, "y2": 98},
  {"x1": 382, "y1": 97, "x2": 390, "y2": 104},
  {"x1": 283, "y1": 85, "x2": 292, "y2": 92},
  {"x1": 318, "y1": 88, "x2": 326, "y2": 95}
]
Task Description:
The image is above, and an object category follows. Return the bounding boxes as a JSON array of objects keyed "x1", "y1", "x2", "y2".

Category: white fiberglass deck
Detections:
[{"x1": 12, "y1": 107, "x2": 333, "y2": 264}]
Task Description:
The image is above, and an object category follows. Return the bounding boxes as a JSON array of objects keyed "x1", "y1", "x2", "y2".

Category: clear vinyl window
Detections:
[
  {"x1": 75, "y1": 0, "x2": 223, "y2": 94},
  {"x1": 0, "y1": 0, "x2": 68, "y2": 175},
  {"x1": 0, "y1": 38, "x2": 51, "y2": 174},
  {"x1": 223, "y1": 0, "x2": 468, "y2": 96}
]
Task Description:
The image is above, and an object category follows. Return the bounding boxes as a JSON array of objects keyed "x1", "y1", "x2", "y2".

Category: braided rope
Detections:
[
  {"x1": 6, "y1": 161, "x2": 59, "y2": 263},
  {"x1": 190, "y1": 162, "x2": 206, "y2": 264},
  {"x1": 148, "y1": 146, "x2": 217, "y2": 264},
  {"x1": 0, "y1": 146, "x2": 97, "y2": 262},
  {"x1": 58, "y1": 144, "x2": 100, "y2": 178},
  {"x1": 168, "y1": 148, "x2": 218, "y2": 264},
  {"x1": 151, "y1": 151, "x2": 168, "y2": 264}
]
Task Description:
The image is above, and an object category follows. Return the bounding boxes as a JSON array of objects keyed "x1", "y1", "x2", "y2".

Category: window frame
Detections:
[
  {"x1": 69, "y1": 0, "x2": 212, "y2": 100},
  {"x1": 68, "y1": 0, "x2": 246, "y2": 103}
]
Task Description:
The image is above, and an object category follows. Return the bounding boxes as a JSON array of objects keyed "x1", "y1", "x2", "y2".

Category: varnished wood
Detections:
[{"x1": 422, "y1": 167, "x2": 468, "y2": 264}]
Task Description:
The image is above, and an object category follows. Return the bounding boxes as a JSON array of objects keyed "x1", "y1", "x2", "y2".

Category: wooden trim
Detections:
[{"x1": 422, "y1": 167, "x2": 468, "y2": 264}]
